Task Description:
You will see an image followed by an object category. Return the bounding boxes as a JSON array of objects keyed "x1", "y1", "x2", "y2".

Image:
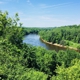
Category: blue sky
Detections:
[{"x1": 0, "y1": 0, "x2": 80, "y2": 27}]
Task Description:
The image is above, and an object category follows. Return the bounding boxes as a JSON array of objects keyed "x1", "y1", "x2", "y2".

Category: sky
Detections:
[{"x1": 0, "y1": 0, "x2": 80, "y2": 27}]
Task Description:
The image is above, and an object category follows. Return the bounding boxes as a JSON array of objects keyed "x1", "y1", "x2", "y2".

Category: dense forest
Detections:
[
  {"x1": 22, "y1": 27, "x2": 53, "y2": 35},
  {"x1": 39, "y1": 25, "x2": 80, "y2": 49},
  {"x1": 0, "y1": 11, "x2": 80, "y2": 80}
]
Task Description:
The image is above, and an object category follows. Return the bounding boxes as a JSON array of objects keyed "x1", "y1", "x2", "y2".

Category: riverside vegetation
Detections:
[
  {"x1": 0, "y1": 11, "x2": 80, "y2": 80},
  {"x1": 39, "y1": 25, "x2": 80, "y2": 49}
]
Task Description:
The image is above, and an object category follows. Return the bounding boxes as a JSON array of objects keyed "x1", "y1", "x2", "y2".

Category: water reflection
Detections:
[
  {"x1": 23, "y1": 34, "x2": 67, "y2": 51},
  {"x1": 23, "y1": 34, "x2": 49, "y2": 49}
]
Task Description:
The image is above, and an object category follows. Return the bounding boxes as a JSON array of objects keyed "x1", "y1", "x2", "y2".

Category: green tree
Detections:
[{"x1": 51, "y1": 59, "x2": 80, "y2": 80}]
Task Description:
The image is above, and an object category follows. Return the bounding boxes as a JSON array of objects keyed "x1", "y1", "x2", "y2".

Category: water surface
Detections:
[
  {"x1": 23, "y1": 34, "x2": 66, "y2": 51},
  {"x1": 23, "y1": 34, "x2": 49, "y2": 49}
]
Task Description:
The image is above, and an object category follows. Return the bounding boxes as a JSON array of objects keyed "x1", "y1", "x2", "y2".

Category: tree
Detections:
[
  {"x1": 77, "y1": 45, "x2": 80, "y2": 50},
  {"x1": 51, "y1": 59, "x2": 80, "y2": 80}
]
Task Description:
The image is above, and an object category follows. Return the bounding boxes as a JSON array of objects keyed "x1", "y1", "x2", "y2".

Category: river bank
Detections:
[{"x1": 40, "y1": 37, "x2": 80, "y2": 52}]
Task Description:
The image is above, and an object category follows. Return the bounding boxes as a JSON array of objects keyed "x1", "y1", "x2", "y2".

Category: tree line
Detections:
[
  {"x1": 39, "y1": 25, "x2": 80, "y2": 49},
  {"x1": 0, "y1": 11, "x2": 80, "y2": 80}
]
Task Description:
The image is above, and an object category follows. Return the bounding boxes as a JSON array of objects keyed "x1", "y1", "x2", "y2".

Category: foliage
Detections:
[
  {"x1": 57, "y1": 50, "x2": 80, "y2": 67},
  {"x1": 39, "y1": 25, "x2": 80, "y2": 48},
  {"x1": 0, "y1": 11, "x2": 80, "y2": 80},
  {"x1": 51, "y1": 59, "x2": 80, "y2": 80},
  {"x1": 77, "y1": 45, "x2": 80, "y2": 50}
]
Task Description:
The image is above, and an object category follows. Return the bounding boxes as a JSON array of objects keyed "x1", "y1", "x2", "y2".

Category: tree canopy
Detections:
[{"x1": 0, "y1": 11, "x2": 80, "y2": 80}]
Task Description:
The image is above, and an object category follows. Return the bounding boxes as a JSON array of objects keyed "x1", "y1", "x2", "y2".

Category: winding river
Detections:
[{"x1": 23, "y1": 34, "x2": 66, "y2": 51}]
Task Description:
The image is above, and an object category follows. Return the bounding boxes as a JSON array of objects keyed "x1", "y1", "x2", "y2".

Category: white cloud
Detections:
[
  {"x1": 19, "y1": 15, "x2": 69, "y2": 27},
  {"x1": 27, "y1": 0, "x2": 33, "y2": 6},
  {"x1": 39, "y1": 3, "x2": 72, "y2": 8},
  {"x1": 18, "y1": 11, "x2": 25, "y2": 16},
  {"x1": 0, "y1": 1, "x2": 5, "y2": 4},
  {"x1": 27, "y1": 0, "x2": 30, "y2": 3}
]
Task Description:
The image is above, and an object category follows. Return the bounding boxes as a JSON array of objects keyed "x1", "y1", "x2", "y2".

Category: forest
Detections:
[
  {"x1": 39, "y1": 25, "x2": 80, "y2": 49},
  {"x1": 0, "y1": 11, "x2": 80, "y2": 80}
]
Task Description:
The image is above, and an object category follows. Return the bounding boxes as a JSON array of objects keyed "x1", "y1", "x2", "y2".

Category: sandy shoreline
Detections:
[{"x1": 40, "y1": 37, "x2": 80, "y2": 52}]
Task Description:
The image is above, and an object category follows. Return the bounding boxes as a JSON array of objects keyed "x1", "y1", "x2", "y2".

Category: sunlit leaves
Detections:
[{"x1": 51, "y1": 59, "x2": 80, "y2": 80}]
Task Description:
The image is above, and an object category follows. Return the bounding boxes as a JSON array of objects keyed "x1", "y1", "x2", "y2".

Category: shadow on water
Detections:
[{"x1": 45, "y1": 43, "x2": 67, "y2": 51}]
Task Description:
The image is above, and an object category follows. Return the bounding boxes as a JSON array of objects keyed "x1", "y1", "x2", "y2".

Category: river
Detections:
[{"x1": 23, "y1": 34, "x2": 66, "y2": 51}]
